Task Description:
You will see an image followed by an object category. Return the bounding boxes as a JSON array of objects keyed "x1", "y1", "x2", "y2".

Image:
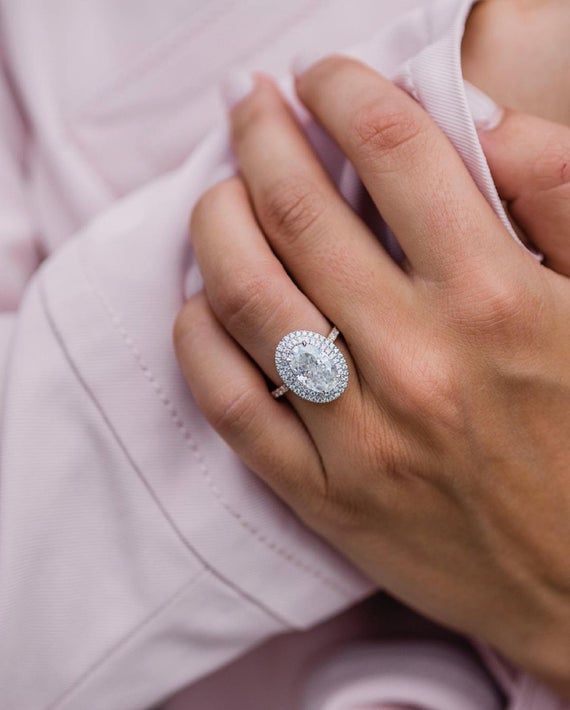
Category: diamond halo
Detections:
[{"x1": 272, "y1": 328, "x2": 349, "y2": 404}]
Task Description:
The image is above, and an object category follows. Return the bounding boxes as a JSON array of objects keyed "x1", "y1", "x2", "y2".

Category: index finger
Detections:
[
  {"x1": 479, "y1": 109, "x2": 570, "y2": 275},
  {"x1": 295, "y1": 56, "x2": 520, "y2": 281}
]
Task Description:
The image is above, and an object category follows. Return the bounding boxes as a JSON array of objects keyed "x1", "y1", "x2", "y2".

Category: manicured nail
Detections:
[
  {"x1": 221, "y1": 70, "x2": 255, "y2": 109},
  {"x1": 292, "y1": 48, "x2": 330, "y2": 77},
  {"x1": 464, "y1": 81, "x2": 503, "y2": 130}
]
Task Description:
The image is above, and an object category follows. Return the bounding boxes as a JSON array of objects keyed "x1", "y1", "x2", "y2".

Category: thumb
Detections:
[{"x1": 466, "y1": 82, "x2": 570, "y2": 276}]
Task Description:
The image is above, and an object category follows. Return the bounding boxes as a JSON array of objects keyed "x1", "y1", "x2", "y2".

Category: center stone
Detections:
[{"x1": 289, "y1": 343, "x2": 339, "y2": 393}]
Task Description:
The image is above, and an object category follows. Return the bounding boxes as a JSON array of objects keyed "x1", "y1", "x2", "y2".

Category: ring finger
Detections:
[
  {"x1": 190, "y1": 176, "x2": 359, "y2": 428},
  {"x1": 174, "y1": 291, "x2": 326, "y2": 507}
]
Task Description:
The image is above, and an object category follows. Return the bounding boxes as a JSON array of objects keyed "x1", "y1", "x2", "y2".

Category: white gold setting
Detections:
[{"x1": 271, "y1": 327, "x2": 349, "y2": 404}]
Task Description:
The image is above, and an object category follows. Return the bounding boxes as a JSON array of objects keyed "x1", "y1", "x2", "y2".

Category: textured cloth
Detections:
[{"x1": 0, "y1": 0, "x2": 566, "y2": 708}]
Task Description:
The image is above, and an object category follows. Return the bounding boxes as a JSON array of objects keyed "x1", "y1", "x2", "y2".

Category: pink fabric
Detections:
[
  {"x1": 301, "y1": 641, "x2": 502, "y2": 710},
  {"x1": 0, "y1": 0, "x2": 566, "y2": 708}
]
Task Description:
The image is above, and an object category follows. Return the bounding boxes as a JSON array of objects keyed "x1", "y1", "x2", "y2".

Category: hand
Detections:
[{"x1": 174, "y1": 59, "x2": 570, "y2": 695}]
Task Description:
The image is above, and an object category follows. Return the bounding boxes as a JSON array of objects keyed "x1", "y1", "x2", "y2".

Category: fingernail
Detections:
[
  {"x1": 464, "y1": 81, "x2": 503, "y2": 130},
  {"x1": 221, "y1": 70, "x2": 255, "y2": 109},
  {"x1": 292, "y1": 48, "x2": 330, "y2": 77}
]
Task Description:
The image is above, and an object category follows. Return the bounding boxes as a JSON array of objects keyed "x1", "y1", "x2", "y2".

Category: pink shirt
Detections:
[{"x1": 0, "y1": 0, "x2": 565, "y2": 707}]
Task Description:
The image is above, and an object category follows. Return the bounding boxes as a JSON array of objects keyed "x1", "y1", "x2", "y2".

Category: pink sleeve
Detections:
[
  {"x1": 0, "y1": 63, "x2": 370, "y2": 710},
  {"x1": 0, "y1": 2, "x2": 563, "y2": 709}
]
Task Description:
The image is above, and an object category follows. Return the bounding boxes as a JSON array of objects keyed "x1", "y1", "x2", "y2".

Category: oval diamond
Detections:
[{"x1": 274, "y1": 330, "x2": 349, "y2": 403}]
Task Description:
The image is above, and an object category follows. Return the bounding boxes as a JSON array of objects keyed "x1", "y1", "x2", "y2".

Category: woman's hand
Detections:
[{"x1": 174, "y1": 58, "x2": 570, "y2": 695}]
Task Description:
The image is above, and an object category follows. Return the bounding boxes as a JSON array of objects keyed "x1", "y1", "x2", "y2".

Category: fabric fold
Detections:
[{"x1": 0, "y1": 0, "x2": 564, "y2": 707}]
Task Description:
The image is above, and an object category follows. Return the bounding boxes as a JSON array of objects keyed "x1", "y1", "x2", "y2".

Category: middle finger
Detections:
[
  {"x1": 228, "y1": 75, "x2": 414, "y2": 351},
  {"x1": 295, "y1": 56, "x2": 521, "y2": 282}
]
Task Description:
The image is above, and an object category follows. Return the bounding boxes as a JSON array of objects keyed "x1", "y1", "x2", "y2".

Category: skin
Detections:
[
  {"x1": 174, "y1": 7, "x2": 570, "y2": 699},
  {"x1": 462, "y1": 0, "x2": 570, "y2": 126}
]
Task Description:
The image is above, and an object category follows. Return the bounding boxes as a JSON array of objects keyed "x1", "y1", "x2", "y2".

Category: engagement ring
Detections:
[{"x1": 271, "y1": 327, "x2": 349, "y2": 404}]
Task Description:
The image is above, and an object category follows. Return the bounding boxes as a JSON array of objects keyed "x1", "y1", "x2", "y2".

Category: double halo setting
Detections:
[{"x1": 272, "y1": 327, "x2": 349, "y2": 404}]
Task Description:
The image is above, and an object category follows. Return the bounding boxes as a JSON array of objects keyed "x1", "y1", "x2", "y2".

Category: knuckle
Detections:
[
  {"x1": 349, "y1": 101, "x2": 425, "y2": 166},
  {"x1": 207, "y1": 386, "x2": 260, "y2": 439},
  {"x1": 212, "y1": 269, "x2": 279, "y2": 332},
  {"x1": 384, "y1": 340, "x2": 464, "y2": 434},
  {"x1": 450, "y1": 270, "x2": 544, "y2": 343},
  {"x1": 474, "y1": 279, "x2": 526, "y2": 324},
  {"x1": 354, "y1": 412, "x2": 416, "y2": 483},
  {"x1": 531, "y1": 131, "x2": 570, "y2": 188},
  {"x1": 258, "y1": 175, "x2": 328, "y2": 246},
  {"x1": 313, "y1": 488, "x2": 364, "y2": 535},
  {"x1": 408, "y1": 367, "x2": 461, "y2": 430}
]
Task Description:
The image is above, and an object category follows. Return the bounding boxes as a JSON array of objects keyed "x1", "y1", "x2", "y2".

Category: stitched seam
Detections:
[
  {"x1": 37, "y1": 272, "x2": 296, "y2": 630},
  {"x1": 49, "y1": 566, "x2": 260, "y2": 710},
  {"x1": 48, "y1": 571, "x2": 206, "y2": 709},
  {"x1": 74, "y1": 249, "x2": 352, "y2": 599},
  {"x1": 38, "y1": 272, "x2": 295, "y2": 706},
  {"x1": 37, "y1": 272, "x2": 204, "y2": 562}
]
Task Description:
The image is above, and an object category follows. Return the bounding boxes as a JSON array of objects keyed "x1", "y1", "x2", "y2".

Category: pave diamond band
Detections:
[
  {"x1": 271, "y1": 327, "x2": 349, "y2": 404},
  {"x1": 270, "y1": 382, "x2": 290, "y2": 399}
]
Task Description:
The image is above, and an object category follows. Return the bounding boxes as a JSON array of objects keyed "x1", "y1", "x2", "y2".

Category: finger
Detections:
[
  {"x1": 190, "y1": 176, "x2": 359, "y2": 424},
  {"x1": 295, "y1": 56, "x2": 521, "y2": 281},
  {"x1": 174, "y1": 291, "x2": 325, "y2": 507},
  {"x1": 228, "y1": 74, "x2": 412, "y2": 345},
  {"x1": 477, "y1": 108, "x2": 570, "y2": 276}
]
